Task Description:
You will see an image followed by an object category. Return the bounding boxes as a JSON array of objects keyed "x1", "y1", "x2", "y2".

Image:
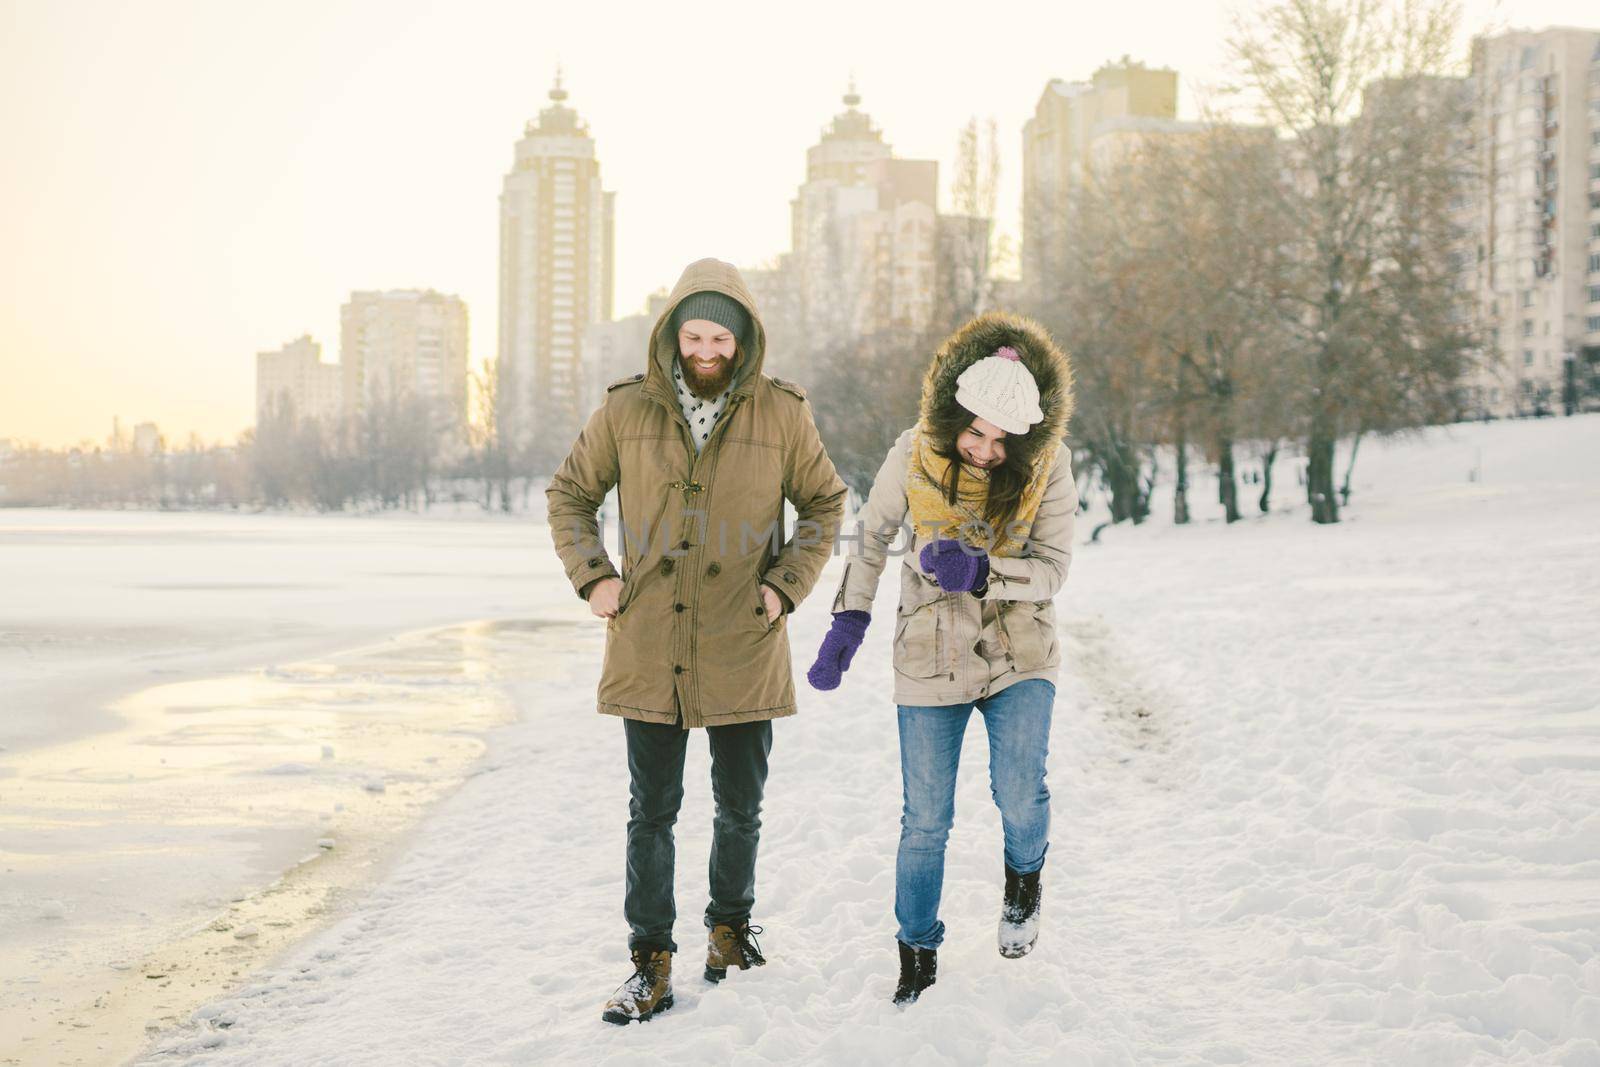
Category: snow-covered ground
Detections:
[{"x1": 18, "y1": 414, "x2": 1600, "y2": 1065}]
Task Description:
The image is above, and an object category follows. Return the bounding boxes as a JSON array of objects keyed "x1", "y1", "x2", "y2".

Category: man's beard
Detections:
[{"x1": 679, "y1": 352, "x2": 738, "y2": 399}]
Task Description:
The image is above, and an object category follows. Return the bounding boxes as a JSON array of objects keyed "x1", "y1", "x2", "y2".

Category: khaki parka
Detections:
[{"x1": 546, "y1": 258, "x2": 847, "y2": 728}]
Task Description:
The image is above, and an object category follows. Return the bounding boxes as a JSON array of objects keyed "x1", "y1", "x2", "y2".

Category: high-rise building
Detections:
[
  {"x1": 1022, "y1": 60, "x2": 1184, "y2": 297},
  {"x1": 340, "y1": 289, "x2": 468, "y2": 430},
  {"x1": 1458, "y1": 26, "x2": 1600, "y2": 417},
  {"x1": 580, "y1": 291, "x2": 670, "y2": 416},
  {"x1": 498, "y1": 72, "x2": 615, "y2": 453},
  {"x1": 255, "y1": 334, "x2": 342, "y2": 424},
  {"x1": 742, "y1": 255, "x2": 802, "y2": 377},
  {"x1": 790, "y1": 85, "x2": 941, "y2": 344},
  {"x1": 132, "y1": 422, "x2": 161, "y2": 456}
]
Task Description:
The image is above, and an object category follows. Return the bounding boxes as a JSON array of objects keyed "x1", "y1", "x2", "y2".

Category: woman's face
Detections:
[{"x1": 957, "y1": 416, "x2": 1007, "y2": 470}]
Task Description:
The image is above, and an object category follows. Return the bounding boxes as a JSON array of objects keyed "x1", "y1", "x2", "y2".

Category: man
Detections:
[{"x1": 546, "y1": 258, "x2": 846, "y2": 1025}]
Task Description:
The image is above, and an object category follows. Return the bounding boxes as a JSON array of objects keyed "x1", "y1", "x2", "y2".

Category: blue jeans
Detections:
[{"x1": 895, "y1": 679, "x2": 1055, "y2": 950}]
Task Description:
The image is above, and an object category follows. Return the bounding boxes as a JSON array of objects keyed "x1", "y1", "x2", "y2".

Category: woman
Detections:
[{"x1": 807, "y1": 311, "x2": 1077, "y2": 1006}]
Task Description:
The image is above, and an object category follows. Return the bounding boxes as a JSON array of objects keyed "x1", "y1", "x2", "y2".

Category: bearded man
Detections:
[{"x1": 546, "y1": 257, "x2": 846, "y2": 1025}]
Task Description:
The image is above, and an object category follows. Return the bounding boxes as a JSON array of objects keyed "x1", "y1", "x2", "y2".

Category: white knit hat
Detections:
[{"x1": 954, "y1": 346, "x2": 1043, "y2": 434}]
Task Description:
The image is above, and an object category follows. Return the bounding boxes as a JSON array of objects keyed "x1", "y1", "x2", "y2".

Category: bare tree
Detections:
[
  {"x1": 470, "y1": 358, "x2": 514, "y2": 511},
  {"x1": 251, "y1": 394, "x2": 303, "y2": 507},
  {"x1": 1030, "y1": 149, "x2": 1172, "y2": 527},
  {"x1": 942, "y1": 117, "x2": 1002, "y2": 321},
  {"x1": 1227, "y1": 0, "x2": 1477, "y2": 523},
  {"x1": 1134, "y1": 126, "x2": 1296, "y2": 523},
  {"x1": 809, "y1": 324, "x2": 929, "y2": 501}
]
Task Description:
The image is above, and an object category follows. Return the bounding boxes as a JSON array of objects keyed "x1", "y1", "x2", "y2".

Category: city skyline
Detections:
[{"x1": 2, "y1": 0, "x2": 1594, "y2": 448}]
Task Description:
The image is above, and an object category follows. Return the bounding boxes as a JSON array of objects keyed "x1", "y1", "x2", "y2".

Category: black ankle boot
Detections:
[
  {"x1": 999, "y1": 862, "x2": 1043, "y2": 958},
  {"x1": 892, "y1": 939, "x2": 937, "y2": 1005}
]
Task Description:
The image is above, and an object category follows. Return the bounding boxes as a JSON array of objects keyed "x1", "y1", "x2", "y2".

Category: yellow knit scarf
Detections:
[{"x1": 905, "y1": 426, "x2": 1054, "y2": 558}]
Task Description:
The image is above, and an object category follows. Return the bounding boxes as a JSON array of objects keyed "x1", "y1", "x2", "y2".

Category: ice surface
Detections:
[{"x1": 0, "y1": 510, "x2": 570, "y2": 1063}]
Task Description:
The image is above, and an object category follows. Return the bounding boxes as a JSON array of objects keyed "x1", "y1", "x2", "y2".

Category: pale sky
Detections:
[{"x1": 0, "y1": 0, "x2": 1588, "y2": 448}]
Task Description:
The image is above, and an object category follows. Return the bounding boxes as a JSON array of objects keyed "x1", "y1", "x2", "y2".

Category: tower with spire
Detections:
[
  {"x1": 802, "y1": 77, "x2": 890, "y2": 186},
  {"x1": 789, "y1": 82, "x2": 941, "y2": 346},
  {"x1": 497, "y1": 71, "x2": 616, "y2": 461}
]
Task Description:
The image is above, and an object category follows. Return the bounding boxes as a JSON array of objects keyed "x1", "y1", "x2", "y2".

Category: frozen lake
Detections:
[
  {"x1": 0, "y1": 510, "x2": 568, "y2": 1064},
  {"x1": 0, "y1": 509, "x2": 557, "y2": 755}
]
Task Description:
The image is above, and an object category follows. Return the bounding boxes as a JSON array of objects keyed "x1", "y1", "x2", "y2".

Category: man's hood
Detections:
[
  {"x1": 918, "y1": 311, "x2": 1075, "y2": 470},
  {"x1": 644, "y1": 258, "x2": 767, "y2": 401}
]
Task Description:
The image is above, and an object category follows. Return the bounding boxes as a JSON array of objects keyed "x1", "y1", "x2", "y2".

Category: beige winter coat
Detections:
[
  {"x1": 830, "y1": 313, "x2": 1078, "y2": 706},
  {"x1": 546, "y1": 258, "x2": 847, "y2": 728}
]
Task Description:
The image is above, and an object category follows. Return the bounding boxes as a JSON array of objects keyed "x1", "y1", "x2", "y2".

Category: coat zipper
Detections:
[
  {"x1": 996, "y1": 601, "x2": 1016, "y2": 667},
  {"x1": 937, "y1": 599, "x2": 955, "y2": 681}
]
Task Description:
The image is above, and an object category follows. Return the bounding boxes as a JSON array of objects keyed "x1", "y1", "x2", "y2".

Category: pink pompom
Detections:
[{"x1": 994, "y1": 346, "x2": 1020, "y2": 361}]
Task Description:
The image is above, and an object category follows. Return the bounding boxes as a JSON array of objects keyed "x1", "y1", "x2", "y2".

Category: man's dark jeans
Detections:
[{"x1": 623, "y1": 717, "x2": 772, "y2": 953}]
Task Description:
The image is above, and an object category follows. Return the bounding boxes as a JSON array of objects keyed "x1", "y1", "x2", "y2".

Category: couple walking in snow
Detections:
[{"x1": 545, "y1": 258, "x2": 1078, "y2": 1024}]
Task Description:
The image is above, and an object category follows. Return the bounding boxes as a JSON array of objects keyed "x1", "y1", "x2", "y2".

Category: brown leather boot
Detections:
[
  {"x1": 601, "y1": 948, "x2": 673, "y2": 1025},
  {"x1": 704, "y1": 922, "x2": 766, "y2": 983}
]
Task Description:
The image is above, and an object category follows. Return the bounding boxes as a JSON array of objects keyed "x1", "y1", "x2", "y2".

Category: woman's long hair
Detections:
[{"x1": 924, "y1": 405, "x2": 1035, "y2": 537}]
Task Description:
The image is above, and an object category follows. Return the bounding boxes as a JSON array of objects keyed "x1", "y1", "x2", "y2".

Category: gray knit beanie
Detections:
[{"x1": 670, "y1": 291, "x2": 750, "y2": 345}]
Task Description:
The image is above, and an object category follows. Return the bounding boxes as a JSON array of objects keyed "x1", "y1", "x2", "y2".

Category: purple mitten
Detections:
[
  {"x1": 807, "y1": 610, "x2": 870, "y2": 691},
  {"x1": 918, "y1": 538, "x2": 990, "y2": 593}
]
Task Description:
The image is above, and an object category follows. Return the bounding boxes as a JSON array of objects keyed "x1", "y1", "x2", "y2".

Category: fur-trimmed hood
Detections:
[{"x1": 918, "y1": 311, "x2": 1075, "y2": 472}]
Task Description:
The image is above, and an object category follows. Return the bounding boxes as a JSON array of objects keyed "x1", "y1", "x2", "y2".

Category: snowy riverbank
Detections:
[
  {"x1": 117, "y1": 414, "x2": 1600, "y2": 1066},
  {"x1": 0, "y1": 513, "x2": 552, "y2": 1065}
]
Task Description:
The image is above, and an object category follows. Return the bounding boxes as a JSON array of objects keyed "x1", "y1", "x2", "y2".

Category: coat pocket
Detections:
[
  {"x1": 617, "y1": 571, "x2": 638, "y2": 612},
  {"x1": 894, "y1": 602, "x2": 945, "y2": 679},
  {"x1": 607, "y1": 568, "x2": 642, "y2": 630},
  {"x1": 1000, "y1": 600, "x2": 1057, "y2": 672},
  {"x1": 752, "y1": 579, "x2": 778, "y2": 634}
]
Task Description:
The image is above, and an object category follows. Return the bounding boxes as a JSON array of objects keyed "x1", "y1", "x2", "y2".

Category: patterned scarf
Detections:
[
  {"x1": 672, "y1": 359, "x2": 731, "y2": 452},
  {"x1": 905, "y1": 425, "x2": 1054, "y2": 558}
]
